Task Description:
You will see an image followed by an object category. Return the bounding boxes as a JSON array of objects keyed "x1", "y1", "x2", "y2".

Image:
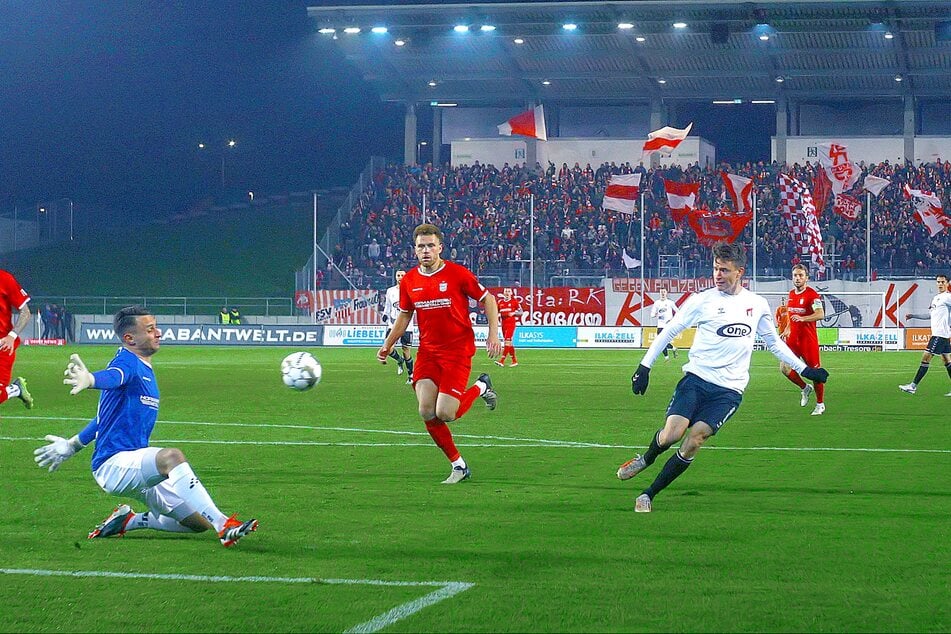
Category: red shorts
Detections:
[
  {"x1": 501, "y1": 320, "x2": 517, "y2": 341},
  {"x1": 413, "y1": 347, "x2": 473, "y2": 399},
  {"x1": 0, "y1": 338, "x2": 20, "y2": 387},
  {"x1": 786, "y1": 332, "x2": 820, "y2": 368}
]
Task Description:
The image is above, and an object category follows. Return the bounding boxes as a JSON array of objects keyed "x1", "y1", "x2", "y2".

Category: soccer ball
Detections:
[{"x1": 281, "y1": 351, "x2": 322, "y2": 391}]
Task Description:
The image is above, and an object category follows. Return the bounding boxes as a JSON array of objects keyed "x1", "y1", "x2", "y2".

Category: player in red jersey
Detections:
[
  {"x1": 377, "y1": 224, "x2": 502, "y2": 484},
  {"x1": 0, "y1": 268, "x2": 34, "y2": 409},
  {"x1": 780, "y1": 264, "x2": 826, "y2": 415},
  {"x1": 496, "y1": 287, "x2": 524, "y2": 367}
]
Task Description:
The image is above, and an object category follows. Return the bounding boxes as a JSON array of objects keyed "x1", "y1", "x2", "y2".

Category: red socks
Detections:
[
  {"x1": 425, "y1": 418, "x2": 460, "y2": 462},
  {"x1": 815, "y1": 381, "x2": 825, "y2": 404},
  {"x1": 786, "y1": 370, "x2": 807, "y2": 389},
  {"x1": 454, "y1": 384, "x2": 482, "y2": 420}
]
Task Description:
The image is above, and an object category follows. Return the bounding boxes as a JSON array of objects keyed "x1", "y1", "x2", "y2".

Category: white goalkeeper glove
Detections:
[
  {"x1": 63, "y1": 353, "x2": 95, "y2": 395},
  {"x1": 33, "y1": 434, "x2": 85, "y2": 472}
]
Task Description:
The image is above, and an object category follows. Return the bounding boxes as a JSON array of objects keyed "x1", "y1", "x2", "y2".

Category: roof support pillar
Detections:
[
  {"x1": 903, "y1": 96, "x2": 915, "y2": 164},
  {"x1": 404, "y1": 102, "x2": 417, "y2": 166},
  {"x1": 432, "y1": 105, "x2": 442, "y2": 166},
  {"x1": 774, "y1": 95, "x2": 788, "y2": 165},
  {"x1": 649, "y1": 98, "x2": 665, "y2": 169}
]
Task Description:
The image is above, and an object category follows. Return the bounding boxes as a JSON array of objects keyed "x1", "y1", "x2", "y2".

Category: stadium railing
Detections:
[{"x1": 33, "y1": 297, "x2": 296, "y2": 317}]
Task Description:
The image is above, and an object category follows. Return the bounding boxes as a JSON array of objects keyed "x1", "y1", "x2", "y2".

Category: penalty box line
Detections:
[
  {"x1": 0, "y1": 568, "x2": 474, "y2": 634},
  {"x1": 3, "y1": 434, "x2": 951, "y2": 454}
]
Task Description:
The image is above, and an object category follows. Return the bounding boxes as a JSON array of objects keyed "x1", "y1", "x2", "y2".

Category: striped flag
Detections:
[
  {"x1": 498, "y1": 105, "x2": 547, "y2": 141},
  {"x1": 904, "y1": 185, "x2": 951, "y2": 237},
  {"x1": 664, "y1": 179, "x2": 699, "y2": 223},
  {"x1": 720, "y1": 171, "x2": 753, "y2": 213},
  {"x1": 778, "y1": 174, "x2": 826, "y2": 275},
  {"x1": 642, "y1": 123, "x2": 693, "y2": 157},
  {"x1": 602, "y1": 173, "x2": 641, "y2": 214}
]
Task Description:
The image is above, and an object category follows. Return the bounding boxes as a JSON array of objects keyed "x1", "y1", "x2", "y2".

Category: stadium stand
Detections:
[{"x1": 314, "y1": 158, "x2": 951, "y2": 290}]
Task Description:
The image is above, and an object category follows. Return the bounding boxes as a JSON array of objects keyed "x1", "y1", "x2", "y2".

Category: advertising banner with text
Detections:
[
  {"x1": 576, "y1": 327, "x2": 642, "y2": 348},
  {"x1": 488, "y1": 287, "x2": 605, "y2": 326},
  {"x1": 79, "y1": 324, "x2": 323, "y2": 346}
]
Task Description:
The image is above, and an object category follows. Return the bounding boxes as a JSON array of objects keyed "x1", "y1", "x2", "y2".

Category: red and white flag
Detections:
[
  {"x1": 602, "y1": 173, "x2": 641, "y2": 215},
  {"x1": 720, "y1": 172, "x2": 753, "y2": 213},
  {"x1": 863, "y1": 174, "x2": 890, "y2": 196},
  {"x1": 778, "y1": 174, "x2": 826, "y2": 275},
  {"x1": 685, "y1": 208, "x2": 753, "y2": 246},
  {"x1": 832, "y1": 193, "x2": 862, "y2": 221},
  {"x1": 497, "y1": 105, "x2": 547, "y2": 141},
  {"x1": 904, "y1": 185, "x2": 951, "y2": 237},
  {"x1": 812, "y1": 168, "x2": 833, "y2": 215},
  {"x1": 642, "y1": 123, "x2": 693, "y2": 157},
  {"x1": 664, "y1": 180, "x2": 699, "y2": 223},
  {"x1": 816, "y1": 142, "x2": 859, "y2": 195}
]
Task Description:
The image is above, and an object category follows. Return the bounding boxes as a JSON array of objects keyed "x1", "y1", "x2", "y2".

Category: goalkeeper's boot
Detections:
[
  {"x1": 88, "y1": 504, "x2": 135, "y2": 539},
  {"x1": 12, "y1": 377, "x2": 33, "y2": 409},
  {"x1": 800, "y1": 384, "x2": 814, "y2": 407},
  {"x1": 898, "y1": 383, "x2": 917, "y2": 394},
  {"x1": 441, "y1": 465, "x2": 471, "y2": 484},
  {"x1": 811, "y1": 403, "x2": 826, "y2": 416},
  {"x1": 219, "y1": 515, "x2": 258, "y2": 547},
  {"x1": 617, "y1": 454, "x2": 647, "y2": 480},
  {"x1": 634, "y1": 493, "x2": 653, "y2": 513},
  {"x1": 478, "y1": 373, "x2": 497, "y2": 410}
]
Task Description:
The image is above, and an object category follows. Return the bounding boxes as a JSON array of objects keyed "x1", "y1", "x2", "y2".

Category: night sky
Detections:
[{"x1": 1, "y1": 1, "x2": 403, "y2": 217}]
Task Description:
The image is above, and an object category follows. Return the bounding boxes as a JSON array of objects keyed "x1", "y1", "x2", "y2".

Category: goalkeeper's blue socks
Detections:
[{"x1": 388, "y1": 350, "x2": 403, "y2": 366}]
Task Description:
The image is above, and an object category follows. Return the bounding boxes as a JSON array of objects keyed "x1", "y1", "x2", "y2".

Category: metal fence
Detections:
[{"x1": 33, "y1": 296, "x2": 296, "y2": 317}]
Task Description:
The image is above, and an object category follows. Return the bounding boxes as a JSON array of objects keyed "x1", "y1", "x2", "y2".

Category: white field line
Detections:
[
  {"x1": 2, "y1": 433, "x2": 950, "y2": 454},
  {"x1": 0, "y1": 568, "x2": 474, "y2": 633}
]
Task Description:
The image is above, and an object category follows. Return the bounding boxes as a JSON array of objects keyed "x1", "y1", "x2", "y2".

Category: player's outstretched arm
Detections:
[{"x1": 63, "y1": 354, "x2": 95, "y2": 395}]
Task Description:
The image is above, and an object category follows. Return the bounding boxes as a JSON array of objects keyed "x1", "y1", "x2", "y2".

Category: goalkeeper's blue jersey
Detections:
[{"x1": 89, "y1": 347, "x2": 160, "y2": 471}]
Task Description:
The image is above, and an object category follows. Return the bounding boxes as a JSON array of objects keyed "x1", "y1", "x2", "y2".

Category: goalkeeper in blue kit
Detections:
[
  {"x1": 618, "y1": 243, "x2": 829, "y2": 512},
  {"x1": 33, "y1": 305, "x2": 258, "y2": 546}
]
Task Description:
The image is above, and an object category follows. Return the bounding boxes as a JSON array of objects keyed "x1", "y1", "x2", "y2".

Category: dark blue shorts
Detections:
[
  {"x1": 926, "y1": 336, "x2": 951, "y2": 355},
  {"x1": 666, "y1": 373, "x2": 743, "y2": 434}
]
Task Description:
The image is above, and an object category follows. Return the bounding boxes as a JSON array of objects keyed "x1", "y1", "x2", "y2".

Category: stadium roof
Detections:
[{"x1": 307, "y1": 1, "x2": 951, "y2": 105}]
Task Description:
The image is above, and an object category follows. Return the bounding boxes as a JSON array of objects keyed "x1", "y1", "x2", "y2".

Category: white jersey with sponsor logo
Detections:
[
  {"x1": 650, "y1": 298, "x2": 678, "y2": 328},
  {"x1": 384, "y1": 285, "x2": 415, "y2": 334},
  {"x1": 929, "y1": 291, "x2": 951, "y2": 338},
  {"x1": 643, "y1": 287, "x2": 805, "y2": 394}
]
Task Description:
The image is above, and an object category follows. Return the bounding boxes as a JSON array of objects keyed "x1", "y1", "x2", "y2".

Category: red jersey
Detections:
[
  {"x1": 0, "y1": 270, "x2": 29, "y2": 334},
  {"x1": 497, "y1": 297, "x2": 522, "y2": 326},
  {"x1": 399, "y1": 260, "x2": 487, "y2": 357},
  {"x1": 787, "y1": 286, "x2": 821, "y2": 341}
]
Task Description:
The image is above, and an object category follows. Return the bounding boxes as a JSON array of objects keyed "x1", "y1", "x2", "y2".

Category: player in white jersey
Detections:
[
  {"x1": 381, "y1": 269, "x2": 415, "y2": 384},
  {"x1": 616, "y1": 242, "x2": 829, "y2": 513},
  {"x1": 650, "y1": 288, "x2": 678, "y2": 361},
  {"x1": 33, "y1": 305, "x2": 258, "y2": 546},
  {"x1": 899, "y1": 273, "x2": 951, "y2": 396}
]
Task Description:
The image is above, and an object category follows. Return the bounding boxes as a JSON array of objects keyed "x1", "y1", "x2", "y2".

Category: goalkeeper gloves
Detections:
[
  {"x1": 33, "y1": 434, "x2": 85, "y2": 472},
  {"x1": 631, "y1": 364, "x2": 651, "y2": 395},
  {"x1": 63, "y1": 353, "x2": 95, "y2": 395},
  {"x1": 801, "y1": 366, "x2": 829, "y2": 383}
]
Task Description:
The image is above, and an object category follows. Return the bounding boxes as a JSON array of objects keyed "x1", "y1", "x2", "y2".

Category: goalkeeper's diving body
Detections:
[
  {"x1": 33, "y1": 305, "x2": 258, "y2": 547},
  {"x1": 617, "y1": 242, "x2": 830, "y2": 513}
]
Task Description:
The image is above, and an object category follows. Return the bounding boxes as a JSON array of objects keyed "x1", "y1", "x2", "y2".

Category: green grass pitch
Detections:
[{"x1": 1, "y1": 346, "x2": 949, "y2": 632}]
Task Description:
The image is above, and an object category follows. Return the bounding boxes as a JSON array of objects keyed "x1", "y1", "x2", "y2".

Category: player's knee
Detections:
[
  {"x1": 418, "y1": 405, "x2": 436, "y2": 420},
  {"x1": 435, "y1": 405, "x2": 458, "y2": 423},
  {"x1": 156, "y1": 447, "x2": 187, "y2": 472}
]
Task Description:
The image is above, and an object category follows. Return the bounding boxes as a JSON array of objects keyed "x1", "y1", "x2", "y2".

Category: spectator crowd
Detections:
[{"x1": 320, "y1": 158, "x2": 951, "y2": 289}]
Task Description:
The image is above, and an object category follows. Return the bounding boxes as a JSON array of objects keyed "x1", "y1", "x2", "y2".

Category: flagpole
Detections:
[
  {"x1": 423, "y1": 193, "x2": 427, "y2": 224},
  {"x1": 752, "y1": 190, "x2": 758, "y2": 291},
  {"x1": 312, "y1": 191, "x2": 318, "y2": 324},
  {"x1": 866, "y1": 190, "x2": 872, "y2": 286},
  {"x1": 530, "y1": 194, "x2": 535, "y2": 320},
  {"x1": 640, "y1": 191, "x2": 645, "y2": 328}
]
